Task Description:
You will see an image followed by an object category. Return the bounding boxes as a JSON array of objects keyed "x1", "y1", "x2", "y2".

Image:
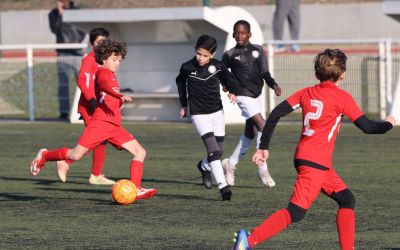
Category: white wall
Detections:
[
  {"x1": 244, "y1": 2, "x2": 400, "y2": 41},
  {"x1": 1, "y1": 3, "x2": 400, "y2": 45}
]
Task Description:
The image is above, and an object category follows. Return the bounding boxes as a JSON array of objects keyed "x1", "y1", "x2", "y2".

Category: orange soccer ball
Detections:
[{"x1": 112, "y1": 179, "x2": 137, "y2": 205}]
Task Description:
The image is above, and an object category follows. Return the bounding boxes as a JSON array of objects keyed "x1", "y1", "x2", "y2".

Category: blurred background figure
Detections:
[
  {"x1": 273, "y1": 0, "x2": 300, "y2": 52},
  {"x1": 49, "y1": 0, "x2": 85, "y2": 120}
]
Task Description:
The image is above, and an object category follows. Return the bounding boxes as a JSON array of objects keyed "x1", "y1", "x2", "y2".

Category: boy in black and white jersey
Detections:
[
  {"x1": 221, "y1": 20, "x2": 282, "y2": 187},
  {"x1": 176, "y1": 35, "x2": 237, "y2": 201}
]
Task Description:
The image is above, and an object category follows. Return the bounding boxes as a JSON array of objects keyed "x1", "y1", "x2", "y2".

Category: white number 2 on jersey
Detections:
[{"x1": 303, "y1": 99, "x2": 323, "y2": 136}]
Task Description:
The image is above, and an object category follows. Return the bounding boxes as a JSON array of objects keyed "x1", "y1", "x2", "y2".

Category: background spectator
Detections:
[
  {"x1": 49, "y1": 0, "x2": 85, "y2": 120},
  {"x1": 273, "y1": 0, "x2": 301, "y2": 52}
]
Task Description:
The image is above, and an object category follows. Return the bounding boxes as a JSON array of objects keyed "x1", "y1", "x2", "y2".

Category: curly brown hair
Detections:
[
  {"x1": 314, "y1": 49, "x2": 347, "y2": 82},
  {"x1": 94, "y1": 40, "x2": 127, "y2": 65}
]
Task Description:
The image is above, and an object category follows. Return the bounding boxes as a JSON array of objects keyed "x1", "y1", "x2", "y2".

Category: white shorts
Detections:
[
  {"x1": 191, "y1": 110, "x2": 225, "y2": 137},
  {"x1": 236, "y1": 95, "x2": 263, "y2": 119}
]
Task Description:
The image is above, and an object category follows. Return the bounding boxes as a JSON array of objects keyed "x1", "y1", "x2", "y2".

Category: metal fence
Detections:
[
  {"x1": 0, "y1": 43, "x2": 86, "y2": 121},
  {"x1": 0, "y1": 39, "x2": 398, "y2": 121},
  {"x1": 266, "y1": 39, "x2": 394, "y2": 120}
]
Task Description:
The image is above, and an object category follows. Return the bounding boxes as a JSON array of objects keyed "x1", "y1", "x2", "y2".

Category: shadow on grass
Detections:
[
  {"x1": 0, "y1": 175, "x2": 85, "y2": 186},
  {"x1": 37, "y1": 187, "x2": 110, "y2": 194},
  {"x1": 0, "y1": 193, "x2": 39, "y2": 202}
]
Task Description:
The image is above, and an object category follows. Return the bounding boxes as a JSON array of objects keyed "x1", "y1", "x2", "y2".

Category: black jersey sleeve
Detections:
[
  {"x1": 221, "y1": 52, "x2": 231, "y2": 68},
  {"x1": 217, "y1": 62, "x2": 238, "y2": 95},
  {"x1": 259, "y1": 100, "x2": 294, "y2": 150},
  {"x1": 176, "y1": 64, "x2": 188, "y2": 107},
  {"x1": 258, "y1": 47, "x2": 277, "y2": 89},
  {"x1": 261, "y1": 71, "x2": 277, "y2": 89},
  {"x1": 353, "y1": 115, "x2": 393, "y2": 134}
]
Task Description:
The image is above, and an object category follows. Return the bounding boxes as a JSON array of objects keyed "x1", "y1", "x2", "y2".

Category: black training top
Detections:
[
  {"x1": 222, "y1": 43, "x2": 277, "y2": 98},
  {"x1": 176, "y1": 57, "x2": 237, "y2": 115}
]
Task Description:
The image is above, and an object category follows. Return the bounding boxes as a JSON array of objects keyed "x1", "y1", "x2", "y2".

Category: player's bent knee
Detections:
[
  {"x1": 287, "y1": 202, "x2": 307, "y2": 223},
  {"x1": 207, "y1": 150, "x2": 222, "y2": 162},
  {"x1": 332, "y1": 189, "x2": 356, "y2": 209}
]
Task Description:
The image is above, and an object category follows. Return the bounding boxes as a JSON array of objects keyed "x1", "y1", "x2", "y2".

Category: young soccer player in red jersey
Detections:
[
  {"x1": 30, "y1": 40, "x2": 157, "y2": 200},
  {"x1": 56, "y1": 27, "x2": 114, "y2": 185},
  {"x1": 233, "y1": 49, "x2": 395, "y2": 249}
]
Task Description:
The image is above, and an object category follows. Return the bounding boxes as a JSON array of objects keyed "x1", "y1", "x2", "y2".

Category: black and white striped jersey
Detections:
[
  {"x1": 222, "y1": 43, "x2": 276, "y2": 98},
  {"x1": 176, "y1": 57, "x2": 237, "y2": 115}
]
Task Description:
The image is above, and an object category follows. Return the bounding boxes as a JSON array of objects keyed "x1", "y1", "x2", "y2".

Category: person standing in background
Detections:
[
  {"x1": 273, "y1": 0, "x2": 301, "y2": 52},
  {"x1": 49, "y1": 0, "x2": 86, "y2": 120}
]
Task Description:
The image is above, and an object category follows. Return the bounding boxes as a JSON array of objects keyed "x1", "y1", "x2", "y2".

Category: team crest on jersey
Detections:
[
  {"x1": 252, "y1": 50, "x2": 260, "y2": 58},
  {"x1": 208, "y1": 65, "x2": 216, "y2": 74},
  {"x1": 234, "y1": 55, "x2": 241, "y2": 61}
]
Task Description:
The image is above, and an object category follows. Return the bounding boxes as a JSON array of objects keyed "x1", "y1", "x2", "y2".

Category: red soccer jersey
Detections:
[
  {"x1": 77, "y1": 51, "x2": 99, "y2": 115},
  {"x1": 287, "y1": 81, "x2": 364, "y2": 168},
  {"x1": 91, "y1": 67, "x2": 123, "y2": 126}
]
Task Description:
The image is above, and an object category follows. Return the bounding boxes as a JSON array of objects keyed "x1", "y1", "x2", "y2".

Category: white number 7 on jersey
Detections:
[{"x1": 303, "y1": 99, "x2": 323, "y2": 136}]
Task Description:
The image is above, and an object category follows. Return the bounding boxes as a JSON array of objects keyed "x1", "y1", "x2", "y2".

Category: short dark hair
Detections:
[
  {"x1": 233, "y1": 20, "x2": 251, "y2": 32},
  {"x1": 314, "y1": 49, "x2": 347, "y2": 82},
  {"x1": 89, "y1": 27, "x2": 109, "y2": 45},
  {"x1": 94, "y1": 40, "x2": 127, "y2": 65},
  {"x1": 195, "y1": 35, "x2": 217, "y2": 53}
]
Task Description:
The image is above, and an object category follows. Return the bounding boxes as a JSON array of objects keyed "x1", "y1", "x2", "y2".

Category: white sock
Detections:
[
  {"x1": 256, "y1": 132, "x2": 262, "y2": 149},
  {"x1": 258, "y1": 161, "x2": 269, "y2": 173},
  {"x1": 229, "y1": 134, "x2": 252, "y2": 166},
  {"x1": 201, "y1": 158, "x2": 212, "y2": 171},
  {"x1": 209, "y1": 160, "x2": 228, "y2": 189}
]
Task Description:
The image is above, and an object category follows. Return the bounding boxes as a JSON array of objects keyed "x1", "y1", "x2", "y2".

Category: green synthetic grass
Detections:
[{"x1": 0, "y1": 122, "x2": 399, "y2": 249}]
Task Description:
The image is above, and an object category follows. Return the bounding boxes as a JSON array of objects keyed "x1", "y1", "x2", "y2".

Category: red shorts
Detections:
[
  {"x1": 78, "y1": 119, "x2": 135, "y2": 150},
  {"x1": 290, "y1": 166, "x2": 348, "y2": 210},
  {"x1": 79, "y1": 110, "x2": 92, "y2": 126}
]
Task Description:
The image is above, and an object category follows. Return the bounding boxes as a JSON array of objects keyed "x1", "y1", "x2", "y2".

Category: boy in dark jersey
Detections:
[
  {"x1": 30, "y1": 40, "x2": 157, "y2": 200},
  {"x1": 57, "y1": 27, "x2": 114, "y2": 185},
  {"x1": 233, "y1": 49, "x2": 395, "y2": 250},
  {"x1": 176, "y1": 35, "x2": 237, "y2": 200},
  {"x1": 221, "y1": 20, "x2": 281, "y2": 188}
]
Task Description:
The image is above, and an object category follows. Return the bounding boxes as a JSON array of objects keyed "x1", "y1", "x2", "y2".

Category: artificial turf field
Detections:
[{"x1": 0, "y1": 122, "x2": 399, "y2": 249}]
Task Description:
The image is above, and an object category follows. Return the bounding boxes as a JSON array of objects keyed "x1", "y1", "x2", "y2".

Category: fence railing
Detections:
[
  {"x1": 0, "y1": 43, "x2": 86, "y2": 121},
  {"x1": 266, "y1": 38, "x2": 394, "y2": 120},
  {"x1": 0, "y1": 39, "x2": 399, "y2": 121}
]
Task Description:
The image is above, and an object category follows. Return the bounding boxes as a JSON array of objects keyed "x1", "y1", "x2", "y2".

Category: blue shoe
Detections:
[
  {"x1": 290, "y1": 44, "x2": 300, "y2": 52},
  {"x1": 274, "y1": 44, "x2": 286, "y2": 53},
  {"x1": 233, "y1": 230, "x2": 252, "y2": 250}
]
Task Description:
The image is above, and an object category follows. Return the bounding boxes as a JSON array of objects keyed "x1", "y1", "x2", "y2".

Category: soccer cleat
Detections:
[
  {"x1": 222, "y1": 158, "x2": 236, "y2": 186},
  {"x1": 57, "y1": 161, "x2": 70, "y2": 183},
  {"x1": 88, "y1": 174, "x2": 115, "y2": 185},
  {"x1": 197, "y1": 160, "x2": 212, "y2": 189},
  {"x1": 30, "y1": 148, "x2": 47, "y2": 176},
  {"x1": 220, "y1": 185, "x2": 232, "y2": 201},
  {"x1": 258, "y1": 167, "x2": 276, "y2": 188},
  {"x1": 233, "y1": 230, "x2": 252, "y2": 250},
  {"x1": 136, "y1": 187, "x2": 157, "y2": 200}
]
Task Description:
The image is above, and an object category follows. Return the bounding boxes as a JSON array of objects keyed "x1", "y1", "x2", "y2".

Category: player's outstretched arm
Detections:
[
  {"x1": 258, "y1": 100, "x2": 294, "y2": 150},
  {"x1": 353, "y1": 115, "x2": 394, "y2": 134}
]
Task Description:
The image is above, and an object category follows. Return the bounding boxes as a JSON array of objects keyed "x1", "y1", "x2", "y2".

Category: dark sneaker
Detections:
[
  {"x1": 197, "y1": 160, "x2": 212, "y2": 189},
  {"x1": 220, "y1": 185, "x2": 232, "y2": 201},
  {"x1": 233, "y1": 229, "x2": 252, "y2": 250}
]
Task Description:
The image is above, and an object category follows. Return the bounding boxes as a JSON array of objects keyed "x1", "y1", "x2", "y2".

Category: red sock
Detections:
[
  {"x1": 91, "y1": 143, "x2": 106, "y2": 176},
  {"x1": 337, "y1": 208, "x2": 355, "y2": 250},
  {"x1": 43, "y1": 148, "x2": 70, "y2": 161},
  {"x1": 64, "y1": 159, "x2": 74, "y2": 165},
  {"x1": 248, "y1": 208, "x2": 291, "y2": 248},
  {"x1": 130, "y1": 160, "x2": 143, "y2": 188}
]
